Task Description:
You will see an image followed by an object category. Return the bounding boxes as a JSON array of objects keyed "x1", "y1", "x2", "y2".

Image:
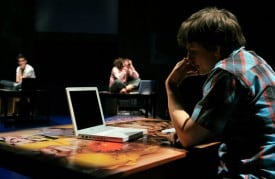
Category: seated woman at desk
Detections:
[
  {"x1": 109, "y1": 57, "x2": 141, "y2": 94},
  {"x1": 0, "y1": 53, "x2": 36, "y2": 90}
]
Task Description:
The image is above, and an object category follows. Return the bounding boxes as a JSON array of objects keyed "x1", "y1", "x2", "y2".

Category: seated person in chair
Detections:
[
  {"x1": 0, "y1": 53, "x2": 36, "y2": 117},
  {"x1": 0, "y1": 53, "x2": 36, "y2": 90},
  {"x1": 109, "y1": 57, "x2": 141, "y2": 94}
]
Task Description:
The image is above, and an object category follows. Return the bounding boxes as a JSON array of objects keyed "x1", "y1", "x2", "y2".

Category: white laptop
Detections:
[
  {"x1": 65, "y1": 86, "x2": 147, "y2": 142},
  {"x1": 129, "y1": 80, "x2": 156, "y2": 94}
]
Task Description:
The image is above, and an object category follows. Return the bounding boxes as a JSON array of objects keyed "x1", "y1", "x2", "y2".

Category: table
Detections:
[
  {"x1": 0, "y1": 88, "x2": 49, "y2": 121},
  {"x1": 99, "y1": 91, "x2": 157, "y2": 118},
  {"x1": 0, "y1": 117, "x2": 189, "y2": 178}
]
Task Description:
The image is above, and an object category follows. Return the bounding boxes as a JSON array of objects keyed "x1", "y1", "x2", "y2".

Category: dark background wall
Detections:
[{"x1": 1, "y1": 0, "x2": 274, "y2": 118}]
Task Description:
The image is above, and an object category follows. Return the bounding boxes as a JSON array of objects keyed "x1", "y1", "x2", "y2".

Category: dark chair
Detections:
[{"x1": 21, "y1": 78, "x2": 39, "y2": 91}]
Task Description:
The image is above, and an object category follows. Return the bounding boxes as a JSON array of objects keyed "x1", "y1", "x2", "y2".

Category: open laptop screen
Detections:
[{"x1": 67, "y1": 89, "x2": 104, "y2": 130}]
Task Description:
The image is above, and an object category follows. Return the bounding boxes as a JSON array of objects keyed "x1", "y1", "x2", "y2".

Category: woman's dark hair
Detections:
[
  {"x1": 177, "y1": 7, "x2": 246, "y2": 58},
  {"x1": 113, "y1": 57, "x2": 125, "y2": 70}
]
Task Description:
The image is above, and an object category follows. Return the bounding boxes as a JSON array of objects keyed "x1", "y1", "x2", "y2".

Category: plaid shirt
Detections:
[{"x1": 191, "y1": 47, "x2": 275, "y2": 178}]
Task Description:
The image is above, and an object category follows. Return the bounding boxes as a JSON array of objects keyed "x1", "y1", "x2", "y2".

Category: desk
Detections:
[
  {"x1": 99, "y1": 91, "x2": 157, "y2": 118},
  {"x1": 0, "y1": 88, "x2": 49, "y2": 121},
  {"x1": 0, "y1": 118, "x2": 188, "y2": 178}
]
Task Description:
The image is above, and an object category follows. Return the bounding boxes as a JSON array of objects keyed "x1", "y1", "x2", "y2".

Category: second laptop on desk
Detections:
[
  {"x1": 65, "y1": 86, "x2": 147, "y2": 142},
  {"x1": 129, "y1": 80, "x2": 156, "y2": 94}
]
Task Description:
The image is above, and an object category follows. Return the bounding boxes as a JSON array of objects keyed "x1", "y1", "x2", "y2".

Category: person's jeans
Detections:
[
  {"x1": 0, "y1": 80, "x2": 21, "y2": 90},
  {"x1": 109, "y1": 78, "x2": 141, "y2": 93}
]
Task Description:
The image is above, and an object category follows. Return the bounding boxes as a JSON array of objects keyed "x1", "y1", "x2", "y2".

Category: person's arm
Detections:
[
  {"x1": 127, "y1": 60, "x2": 139, "y2": 79},
  {"x1": 16, "y1": 67, "x2": 23, "y2": 83},
  {"x1": 165, "y1": 58, "x2": 212, "y2": 148}
]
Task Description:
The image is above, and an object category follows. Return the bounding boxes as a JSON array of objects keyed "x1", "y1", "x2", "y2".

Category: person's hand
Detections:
[
  {"x1": 19, "y1": 66, "x2": 25, "y2": 71},
  {"x1": 166, "y1": 57, "x2": 199, "y2": 88},
  {"x1": 128, "y1": 60, "x2": 135, "y2": 70},
  {"x1": 128, "y1": 60, "x2": 132, "y2": 66},
  {"x1": 166, "y1": 132, "x2": 182, "y2": 147}
]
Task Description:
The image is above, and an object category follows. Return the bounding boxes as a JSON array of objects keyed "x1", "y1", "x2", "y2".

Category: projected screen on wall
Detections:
[{"x1": 35, "y1": 0, "x2": 118, "y2": 34}]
